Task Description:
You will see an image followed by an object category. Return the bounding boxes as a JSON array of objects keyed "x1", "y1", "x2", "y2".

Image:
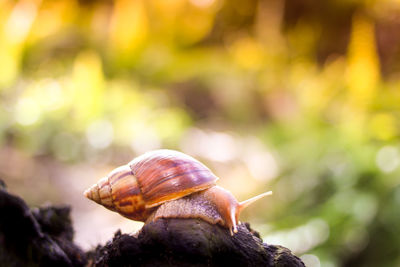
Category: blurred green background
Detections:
[{"x1": 1, "y1": 0, "x2": 400, "y2": 266}]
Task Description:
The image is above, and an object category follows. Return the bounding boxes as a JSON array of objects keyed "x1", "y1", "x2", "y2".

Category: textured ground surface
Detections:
[
  {"x1": 0, "y1": 180, "x2": 304, "y2": 267},
  {"x1": 89, "y1": 219, "x2": 305, "y2": 267}
]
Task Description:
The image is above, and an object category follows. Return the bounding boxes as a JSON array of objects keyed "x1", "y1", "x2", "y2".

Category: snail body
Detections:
[{"x1": 84, "y1": 149, "x2": 272, "y2": 235}]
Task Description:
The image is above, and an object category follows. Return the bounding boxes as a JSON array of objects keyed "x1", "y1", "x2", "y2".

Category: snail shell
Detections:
[
  {"x1": 84, "y1": 149, "x2": 272, "y2": 235},
  {"x1": 84, "y1": 149, "x2": 218, "y2": 221}
]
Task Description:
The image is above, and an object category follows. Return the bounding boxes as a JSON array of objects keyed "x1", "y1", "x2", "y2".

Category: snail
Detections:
[{"x1": 84, "y1": 149, "x2": 272, "y2": 235}]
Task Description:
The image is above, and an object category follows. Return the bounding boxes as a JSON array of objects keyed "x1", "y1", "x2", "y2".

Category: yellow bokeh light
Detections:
[
  {"x1": 71, "y1": 50, "x2": 105, "y2": 127},
  {"x1": 369, "y1": 113, "x2": 397, "y2": 140},
  {"x1": 109, "y1": 0, "x2": 148, "y2": 62},
  {"x1": 230, "y1": 37, "x2": 265, "y2": 70},
  {"x1": 346, "y1": 12, "x2": 380, "y2": 110}
]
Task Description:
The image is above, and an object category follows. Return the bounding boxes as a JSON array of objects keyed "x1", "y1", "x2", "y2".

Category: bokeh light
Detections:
[{"x1": 1, "y1": 0, "x2": 400, "y2": 266}]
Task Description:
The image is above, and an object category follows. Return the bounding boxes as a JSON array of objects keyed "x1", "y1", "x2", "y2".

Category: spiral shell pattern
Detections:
[
  {"x1": 84, "y1": 149, "x2": 219, "y2": 221},
  {"x1": 130, "y1": 150, "x2": 219, "y2": 208}
]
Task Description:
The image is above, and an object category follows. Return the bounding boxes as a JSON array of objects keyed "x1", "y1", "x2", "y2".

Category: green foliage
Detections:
[{"x1": 1, "y1": 0, "x2": 400, "y2": 266}]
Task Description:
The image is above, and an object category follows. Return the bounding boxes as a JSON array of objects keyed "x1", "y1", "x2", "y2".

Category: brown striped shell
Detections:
[{"x1": 84, "y1": 149, "x2": 219, "y2": 222}]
